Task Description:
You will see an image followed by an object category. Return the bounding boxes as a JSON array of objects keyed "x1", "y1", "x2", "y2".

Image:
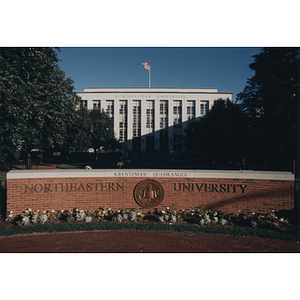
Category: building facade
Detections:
[{"x1": 77, "y1": 88, "x2": 232, "y2": 153}]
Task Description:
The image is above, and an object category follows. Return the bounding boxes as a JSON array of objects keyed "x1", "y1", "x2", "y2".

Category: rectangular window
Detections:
[
  {"x1": 119, "y1": 100, "x2": 127, "y2": 142},
  {"x1": 173, "y1": 100, "x2": 182, "y2": 128},
  {"x1": 93, "y1": 100, "x2": 101, "y2": 110},
  {"x1": 132, "y1": 100, "x2": 141, "y2": 138},
  {"x1": 200, "y1": 101, "x2": 209, "y2": 115},
  {"x1": 173, "y1": 100, "x2": 182, "y2": 150},
  {"x1": 160, "y1": 100, "x2": 168, "y2": 129},
  {"x1": 146, "y1": 100, "x2": 154, "y2": 133},
  {"x1": 106, "y1": 100, "x2": 114, "y2": 119},
  {"x1": 187, "y1": 100, "x2": 195, "y2": 121}
]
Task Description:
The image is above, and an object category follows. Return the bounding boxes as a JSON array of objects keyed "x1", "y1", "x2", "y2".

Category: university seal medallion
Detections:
[{"x1": 133, "y1": 179, "x2": 164, "y2": 208}]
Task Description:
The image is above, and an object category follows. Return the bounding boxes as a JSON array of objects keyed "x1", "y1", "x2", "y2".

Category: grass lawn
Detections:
[{"x1": 0, "y1": 221, "x2": 299, "y2": 241}]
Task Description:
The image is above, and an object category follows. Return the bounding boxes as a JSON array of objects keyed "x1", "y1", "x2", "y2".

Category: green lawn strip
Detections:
[{"x1": 0, "y1": 222, "x2": 299, "y2": 242}]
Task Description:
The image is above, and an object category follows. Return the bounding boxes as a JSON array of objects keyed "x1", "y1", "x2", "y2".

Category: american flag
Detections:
[{"x1": 142, "y1": 61, "x2": 150, "y2": 71}]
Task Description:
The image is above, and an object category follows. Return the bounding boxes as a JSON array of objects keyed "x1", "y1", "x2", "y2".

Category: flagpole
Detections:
[{"x1": 149, "y1": 61, "x2": 151, "y2": 88}]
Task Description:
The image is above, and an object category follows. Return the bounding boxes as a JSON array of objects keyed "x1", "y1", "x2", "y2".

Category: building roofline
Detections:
[{"x1": 78, "y1": 87, "x2": 233, "y2": 94}]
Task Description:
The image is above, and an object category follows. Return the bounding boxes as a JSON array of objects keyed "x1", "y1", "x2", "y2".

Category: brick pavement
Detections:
[{"x1": 0, "y1": 230, "x2": 299, "y2": 253}]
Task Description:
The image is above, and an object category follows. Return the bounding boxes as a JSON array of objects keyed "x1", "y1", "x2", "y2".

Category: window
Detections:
[
  {"x1": 201, "y1": 101, "x2": 209, "y2": 115},
  {"x1": 132, "y1": 100, "x2": 141, "y2": 137},
  {"x1": 187, "y1": 100, "x2": 195, "y2": 121},
  {"x1": 119, "y1": 100, "x2": 127, "y2": 142},
  {"x1": 106, "y1": 100, "x2": 114, "y2": 119},
  {"x1": 160, "y1": 100, "x2": 168, "y2": 130},
  {"x1": 93, "y1": 100, "x2": 100, "y2": 110},
  {"x1": 146, "y1": 100, "x2": 154, "y2": 133},
  {"x1": 173, "y1": 100, "x2": 182, "y2": 128},
  {"x1": 173, "y1": 100, "x2": 182, "y2": 150}
]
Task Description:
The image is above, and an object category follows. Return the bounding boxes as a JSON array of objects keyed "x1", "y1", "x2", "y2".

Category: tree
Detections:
[
  {"x1": 67, "y1": 107, "x2": 91, "y2": 153},
  {"x1": 88, "y1": 109, "x2": 116, "y2": 154},
  {"x1": 237, "y1": 47, "x2": 300, "y2": 166},
  {"x1": 0, "y1": 47, "x2": 79, "y2": 163},
  {"x1": 184, "y1": 99, "x2": 249, "y2": 166},
  {"x1": 65, "y1": 107, "x2": 118, "y2": 154}
]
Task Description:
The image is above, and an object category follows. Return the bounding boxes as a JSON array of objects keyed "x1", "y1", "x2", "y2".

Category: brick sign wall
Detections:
[{"x1": 6, "y1": 169, "x2": 295, "y2": 214}]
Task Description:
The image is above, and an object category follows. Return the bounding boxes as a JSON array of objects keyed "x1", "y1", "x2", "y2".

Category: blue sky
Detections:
[{"x1": 57, "y1": 47, "x2": 262, "y2": 102}]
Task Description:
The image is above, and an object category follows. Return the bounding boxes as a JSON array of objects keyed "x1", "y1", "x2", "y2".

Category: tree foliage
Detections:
[
  {"x1": 67, "y1": 107, "x2": 91, "y2": 152},
  {"x1": 65, "y1": 107, "x2": 118, "y2": 153},
  {"x1": 184, "y1": 99, "x2": 249, "y2": 165},
  {"x1": 237, "y1": 47, "x2": 300, "y2": 164},
  {"x1": 89, "y1": 109, "x2": 116, "y2": 153},
  {"x1": 0, "y1": 47, "x2": 80, "y2": 154}
]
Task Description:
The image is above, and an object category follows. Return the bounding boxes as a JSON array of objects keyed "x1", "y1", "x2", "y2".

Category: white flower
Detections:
[
  {"x1": 108, "y1": 208, "x2": 111, "y2": 210},
  {"x1": 250, "y1": 220, "x2": 257, "y2": 227},
  {"x1": 39, "y1": 214, "x2": 48, "y2": 224},
  {"x1": 161, "y1": 210, "x2": 165, "y2": 214},
  {"x1": 22, "y1": 216, "x2": 30, "y2": 225},
  {"x1": 214, "y1": 212, "x2": 217, "y2": 216},
  {"x1": 76, "y1": 211, "x2": 85, "y2": 221},
  {"x1": 85, "y1": 216, "x2": 93, "y2": 223},
  {"x1": 204, "y1": 214, "x2": 210, "y2": 220},
  {"x1": 220, "y1": 219, "x2": 227, "y2": 225},
  {"x1": 199, "y1": 219, "x2": 205, "y2": 226},
  {"x1": 61, "y1": 210, "x2": 64, "y2": 213},
  {"x1": 273, "y1": 222, "x2": 279, "y2": 228},
  {"x1": 51, "y1": 210, "x2": 55, "y2": 213},
  {"x1": 158, "y1": 216, "x2": 165, "y2": 223},
  {"x1": 28, "y1": 208, "x2": 32, "y2": 212},
  {"x1": 167, "y1": 207, "x2": 169, "y2": 210},
  {"x1": 31, "y1": 214, "x2": 39, "y2": 223},
  {"x1": 129, "y1": 212, "x2": 137, "y2": 221},
  {"x1": 10, "y1": 211, "x2": 13, "y2": 214}
]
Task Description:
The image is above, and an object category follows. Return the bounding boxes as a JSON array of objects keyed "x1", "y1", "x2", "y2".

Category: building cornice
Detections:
[{"x1": 78, "y1": 87, "x2": 232, "y2": 95}]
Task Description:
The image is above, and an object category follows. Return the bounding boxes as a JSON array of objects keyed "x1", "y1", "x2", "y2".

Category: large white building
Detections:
[{"x1": 77, "y1": 88, "x2": 232, "y2": 153}]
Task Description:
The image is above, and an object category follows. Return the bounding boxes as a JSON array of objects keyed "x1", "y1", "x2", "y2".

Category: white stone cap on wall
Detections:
[{"x1": 7, "y1": 169, "x2": 295, "y2": 181}]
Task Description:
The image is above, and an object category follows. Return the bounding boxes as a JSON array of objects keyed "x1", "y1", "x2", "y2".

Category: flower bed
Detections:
[{"x1": 5, "y1": 207, "x2": 292, "y2": 232}]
